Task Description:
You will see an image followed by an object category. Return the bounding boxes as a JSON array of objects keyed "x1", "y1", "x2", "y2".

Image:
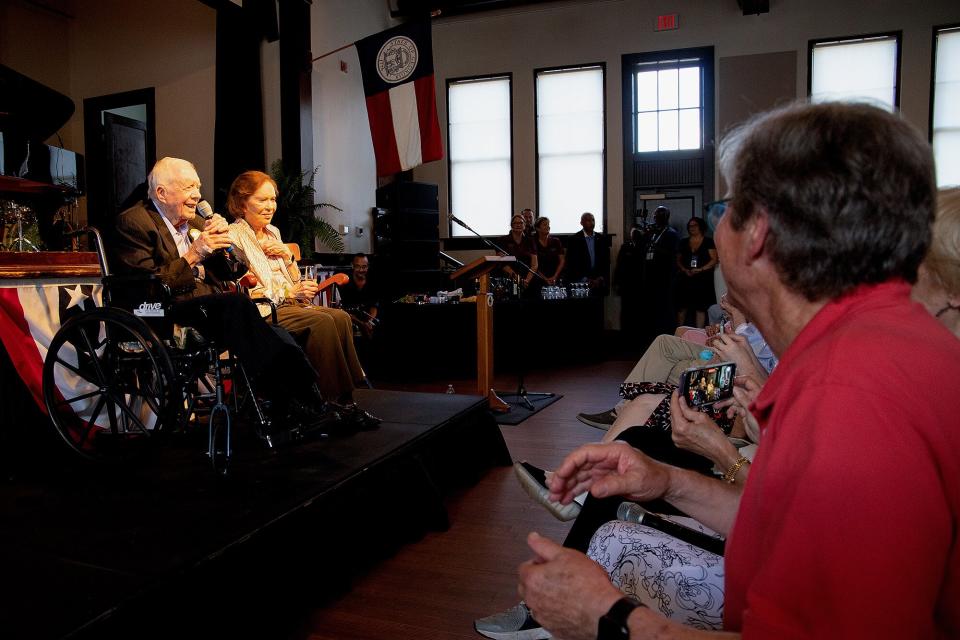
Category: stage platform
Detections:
[{"x1": 0, "y1": 389, "x2": 510, "y2": 640}]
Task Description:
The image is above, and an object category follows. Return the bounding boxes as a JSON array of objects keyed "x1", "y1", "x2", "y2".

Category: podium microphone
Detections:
[{"x1": 616, "y1": 502, "x2": 725, "y2": 556}]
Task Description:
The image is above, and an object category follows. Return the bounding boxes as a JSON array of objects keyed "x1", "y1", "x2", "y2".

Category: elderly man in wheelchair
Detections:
[{"x1": 42, "y1": 158, "x2": 370, "y2": 472}]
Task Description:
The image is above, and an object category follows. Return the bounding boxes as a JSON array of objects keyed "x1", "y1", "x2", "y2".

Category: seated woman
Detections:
[{"x1": 226, "y1": 170, "x2": 378, "y2": 428}]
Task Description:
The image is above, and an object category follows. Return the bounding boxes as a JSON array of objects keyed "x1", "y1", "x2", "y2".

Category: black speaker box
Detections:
[
  {"x1": 374, "y1": 208, "x2": 440, "y2": 243},
  {"x1": 737, "y1": 0, "x2": 769, "y2": 14},
  {"x1": 376, "y1": 181, "x2": 438, "y2": 211}
]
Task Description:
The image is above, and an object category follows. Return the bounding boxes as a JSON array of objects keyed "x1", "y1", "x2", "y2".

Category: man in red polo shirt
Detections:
[{"x1": 516, "y1": 102, "x2": 960, "y2": 639}]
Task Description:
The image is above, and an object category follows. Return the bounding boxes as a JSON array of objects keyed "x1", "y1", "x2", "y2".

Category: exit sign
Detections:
[{"x1": 656, "y1": 14, "x2": 679, "y2": 31}]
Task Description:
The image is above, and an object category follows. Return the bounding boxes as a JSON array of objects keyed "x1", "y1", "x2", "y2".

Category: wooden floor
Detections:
[{"x1": 293, "y1": 357, "x2": 634, "y2": 640}]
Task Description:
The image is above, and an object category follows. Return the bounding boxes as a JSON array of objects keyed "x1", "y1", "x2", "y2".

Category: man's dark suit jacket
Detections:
[
  {"x1": 110, "y1": 199, "x2": 232, "y2": 299},
  {"x1": 108, "y1": 199, "x2": 311, "y2": 390},
  {"x1": 565, "y1": 230, "x2": 611, "y2": 284}
]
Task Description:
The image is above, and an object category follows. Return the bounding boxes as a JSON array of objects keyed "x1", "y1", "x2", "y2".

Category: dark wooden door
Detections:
[
  {"x1": 82, "y1": 88, "x2": 155, "y2": 232},
  {"x1": 102, "y1": 112, "x2": 147, "y2": 218}
]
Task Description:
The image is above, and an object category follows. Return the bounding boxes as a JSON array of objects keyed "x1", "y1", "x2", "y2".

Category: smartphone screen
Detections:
[{"x1": 679, "y1": 361, "x2": 736, "y2": 409}]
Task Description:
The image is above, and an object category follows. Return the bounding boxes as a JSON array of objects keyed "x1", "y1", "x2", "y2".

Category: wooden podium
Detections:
[{"x1": 451, "y1": 255, "x2": 515, "y2": 413}]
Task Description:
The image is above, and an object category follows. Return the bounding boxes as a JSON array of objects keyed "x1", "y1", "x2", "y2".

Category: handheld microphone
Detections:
[
  {"x1": 194, "y1": 200, "x2": 234, "y2": 255},
  {"x1": 196, "y1": 200, "x2": 215, "y2": 220},
  {"x1": 616, "y1": 502, "x2": 725, "y2": 556}
]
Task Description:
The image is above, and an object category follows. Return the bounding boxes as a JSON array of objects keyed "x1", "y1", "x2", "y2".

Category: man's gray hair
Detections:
[
  {"x1": 147, "y1": 157, "x2": 197, "y2": 198},
  {"x1": 718, "y1": 101, "x2": 935, "y2": 301}
]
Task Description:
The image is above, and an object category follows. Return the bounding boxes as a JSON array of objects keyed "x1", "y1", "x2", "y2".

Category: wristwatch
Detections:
[{"x1": 597, "y1": 597, "x2": 643, "y2": 640}]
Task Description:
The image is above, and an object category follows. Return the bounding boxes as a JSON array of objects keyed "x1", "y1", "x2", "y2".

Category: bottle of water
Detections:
[{"x1": 446, "y1": 384, "x2": 455, "y2": 394}]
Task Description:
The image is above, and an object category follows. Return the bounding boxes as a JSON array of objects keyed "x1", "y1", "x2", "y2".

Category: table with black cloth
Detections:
[{"x1": 371, "y1": 295, "x2": 604, "y2": 381}]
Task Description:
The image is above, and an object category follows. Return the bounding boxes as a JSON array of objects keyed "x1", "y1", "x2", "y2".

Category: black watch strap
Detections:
[{"x1": 597, "y1": 597, "x2": 642, "y2": 640}]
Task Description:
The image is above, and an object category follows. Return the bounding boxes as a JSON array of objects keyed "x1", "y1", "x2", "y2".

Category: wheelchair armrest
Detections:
[
  {"x1": 103, "y1": 273, "x2": 176, "y2": 337},
  {"x1": 250, "y1": 297, "x2": 279, "y2": 325},
  {"x1": 103, "y1": 273, "x2": 173, "y2": 306}
]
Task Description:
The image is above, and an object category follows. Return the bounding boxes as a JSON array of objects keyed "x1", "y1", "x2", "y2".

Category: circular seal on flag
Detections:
[{"x1": 376, "y1": 36, "x2": 419, "y2": 83}]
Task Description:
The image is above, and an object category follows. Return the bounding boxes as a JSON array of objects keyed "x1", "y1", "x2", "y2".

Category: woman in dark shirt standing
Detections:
[
  {"x1": 533, "y1": 216, "x2": 565, "y2": 285},
  {"x1": 675, "y1": 216, "x2": 718, "y2": 327},
  {"x1": 502, "y1": 213, "x2": 540, "y2": 294}
]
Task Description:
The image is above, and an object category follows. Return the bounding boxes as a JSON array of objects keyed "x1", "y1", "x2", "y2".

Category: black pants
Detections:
[
  {"x1": 562, "y1": 424, "x2": 714, "y2": 552},
  {"x1": 171, "y1": 293, "x2": 316, "y2": 400}
]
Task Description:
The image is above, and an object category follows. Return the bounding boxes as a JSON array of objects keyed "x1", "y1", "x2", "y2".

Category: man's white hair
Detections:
[{"x1": 147, "y1": 157, "x2": 197, "y2": 197}]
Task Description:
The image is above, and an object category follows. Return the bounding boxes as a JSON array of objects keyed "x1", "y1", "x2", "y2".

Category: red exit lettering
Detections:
[{"x1": 656, "y1": 14, "x2": 679, "y2": 31}]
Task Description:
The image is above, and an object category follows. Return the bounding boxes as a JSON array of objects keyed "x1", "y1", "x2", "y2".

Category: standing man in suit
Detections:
[
  {"x1": 520, "y1": 207, "x2": 537, "y2": 239},
  {"x1": 565, "y1": 212, "x2": 610, "y2": 294},
  {"x1": 109, "y1": 157, "x2": 336, "y2": 424}
]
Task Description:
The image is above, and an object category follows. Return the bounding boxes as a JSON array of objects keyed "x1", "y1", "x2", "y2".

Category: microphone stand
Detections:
[{"x1": 450, "y1": 214, "x2": 555, "y2": 413}]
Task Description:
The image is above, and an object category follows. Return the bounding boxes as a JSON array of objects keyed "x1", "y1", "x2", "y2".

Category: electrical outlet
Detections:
[{"x1": 355, "y1": 226, "x2": 364, "y2": 238}]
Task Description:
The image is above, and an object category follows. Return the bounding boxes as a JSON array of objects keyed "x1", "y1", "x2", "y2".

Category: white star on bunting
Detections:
[{"x1": 64, "y1": 284, "x2": 89, "y2": 310}]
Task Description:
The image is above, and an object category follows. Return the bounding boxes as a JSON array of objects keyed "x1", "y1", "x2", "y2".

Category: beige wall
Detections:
[
  {"x1": 308, "y1": 0, "x2": 958, "y2": 326},
  {"x1": 417, "y1": 0, "x2": 958, "y2": 236},
  {"x1": 311, "y1": 0, "x2": 397, "y2": 254},
  {"x1": 67, "y1": 0, "x2": 216, "y2": 195},
  {"x1": 1, "y1": 0, "x2": 216, "y2": 213},
  {"x1": 1, "y1": 0, "x2": 74, "y2": 146}
]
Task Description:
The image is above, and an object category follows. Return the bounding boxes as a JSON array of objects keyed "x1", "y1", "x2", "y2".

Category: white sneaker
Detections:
[
  {"x1": 514, "y1": 461, "x2": 581, "y2": 521},
  {"x1": 474, "y1": 602, "x2": 552, "y2": 640}
]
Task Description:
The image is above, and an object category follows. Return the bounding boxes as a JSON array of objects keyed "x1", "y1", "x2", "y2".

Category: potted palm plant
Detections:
[{"x1": 270, "y1": 159, "x2": 344, "y2": 258}]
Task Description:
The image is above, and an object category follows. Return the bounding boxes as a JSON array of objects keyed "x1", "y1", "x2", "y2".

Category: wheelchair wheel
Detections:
[{"x1": 42, "y1": 307, "x2": 177, "y2": 462}]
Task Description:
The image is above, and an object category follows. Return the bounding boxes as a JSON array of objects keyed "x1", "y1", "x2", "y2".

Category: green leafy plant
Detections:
[{"x1": 270, "y1": 159, "x2": 344, "y2": 258}]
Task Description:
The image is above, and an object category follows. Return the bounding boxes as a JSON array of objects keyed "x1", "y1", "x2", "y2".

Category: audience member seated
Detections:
[
  {"x1": 581, "y1": 184, "x2": 960, "y2": 640},
  {"x1": 675, "y1": 216, "x2": 718, "y2": 327},
  {"x1": 565, "y1": 211, "x2": 610, "y2": 294},
  {"x1": 338, "y1": 252, "x2": 380, "y2": 338},
  {"x1": 577, "y1": 294, "x2": 775, "y2": 431},
  {"x1": 110, "y1": 157, "x2": 335, "y2": 427},
  {"x1": 533, "y1": 216, "x2": 565, "y2": 285},
  {"x1": 491, "y1": 185, "x2": 960, "y2": 640},
  {"x1": 477, "y1": 366, "x2": 761, "y2": 638},
  {"x1": 512, "y1": 103, "x2": 960, "y2": 640},
  {"x1": 225, "y1": 170, "x2": 379, "y2": 429}
]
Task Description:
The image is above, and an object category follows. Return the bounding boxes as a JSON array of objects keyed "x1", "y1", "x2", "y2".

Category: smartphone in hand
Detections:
[{"x1": 679, "y1": 361, "x2": 736, "y2": 409}]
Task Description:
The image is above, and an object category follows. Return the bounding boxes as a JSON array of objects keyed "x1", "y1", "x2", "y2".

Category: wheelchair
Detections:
[{"x1": 41, "y1": 227, "x2": 273, "y2": 474}]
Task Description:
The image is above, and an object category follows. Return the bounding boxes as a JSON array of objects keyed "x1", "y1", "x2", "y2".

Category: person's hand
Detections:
[
  {"x1": 357, "y1": 319, "x2": 374, "y2": 338},
  {"x1": 259, "y1": 236, "x2": 291, "y2": 260},
  {"x1": 294, "y1": 279, "x2": 319, "y2": 301},
  {"x1": 719, "y1": 292, "x2": 747, "y2": 329},
  {"x1": 706, "y1": 331, "x2": 766, "y2": 382},
  {"x1": 202, "y1": 213, "x2": 229, "y2": 235},
  {"x1": 715, "y1": 374, "x2": 764, "y2": 443},
  {"x1": 669, "y1": 390, "x2": 732, "y2": 463},
  {"x1": 547, "y1": 441, "x2": 671, "y2": 506},
  {"x1": 188, "y1": 220, "x2": 232, "y2": 261},
  {"x1": 518, "y1": 532, "x2": 623, "y2": 640}
]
